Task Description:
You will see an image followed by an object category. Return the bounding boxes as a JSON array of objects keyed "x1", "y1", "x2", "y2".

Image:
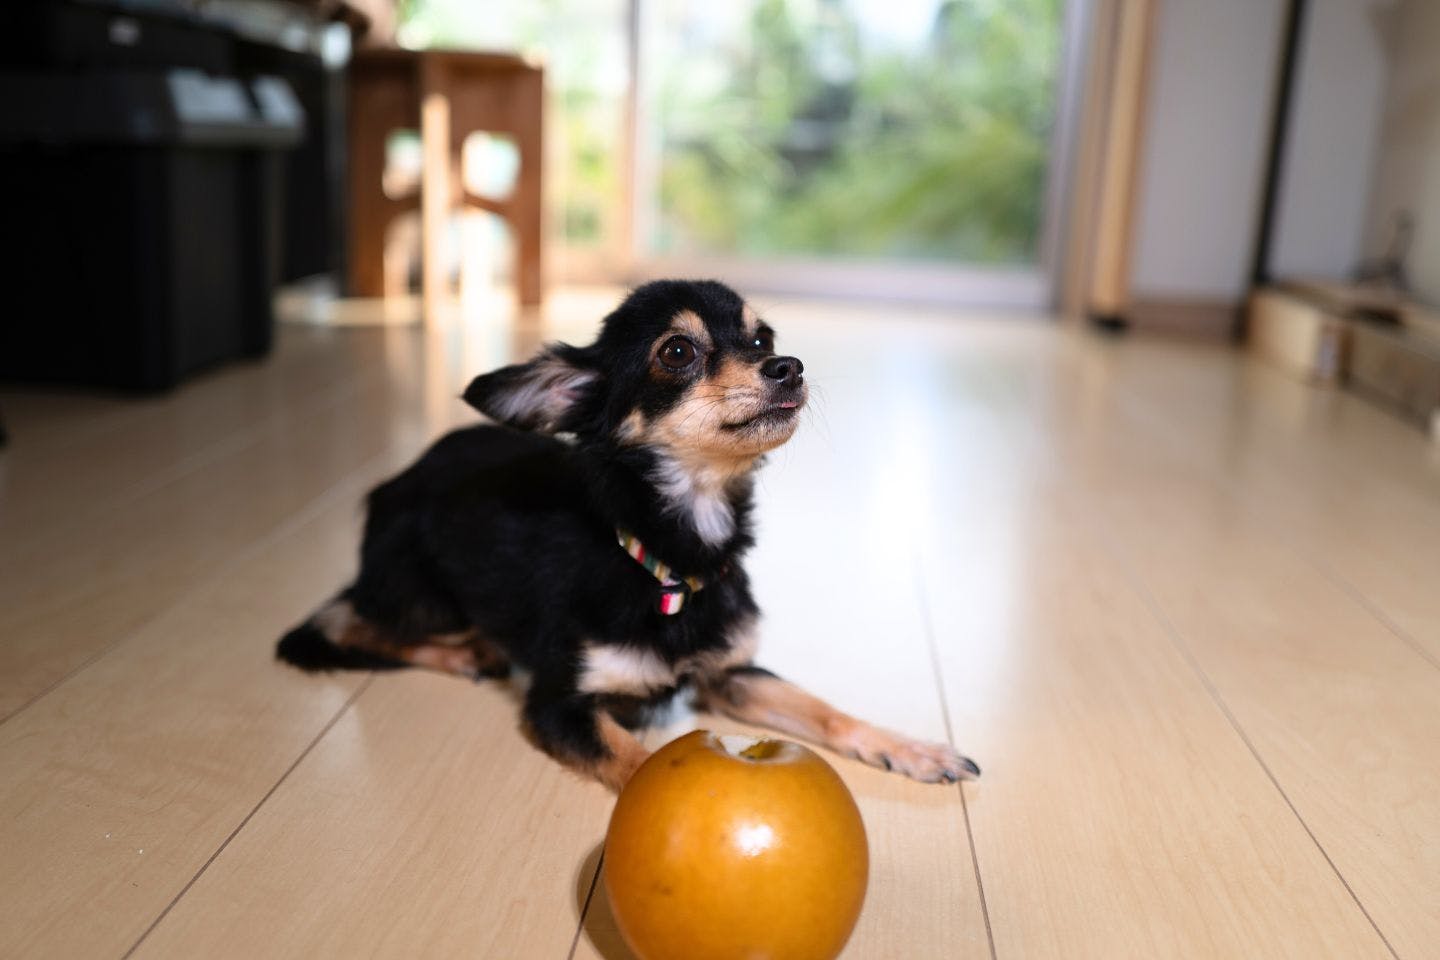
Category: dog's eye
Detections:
[
  {"x1": 658, "y1": 336, "x2": 698, "y2": 370},
  {"x1": 751, "y1": 328, "x2": 775, "y2": 353}
]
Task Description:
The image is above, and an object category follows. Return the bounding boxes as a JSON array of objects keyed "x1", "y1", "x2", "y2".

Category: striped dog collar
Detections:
[{"x1": 616, "y1": 529, "x2": 705, "y2": 615}]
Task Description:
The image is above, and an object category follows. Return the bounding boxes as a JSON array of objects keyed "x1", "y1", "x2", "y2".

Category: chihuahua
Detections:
[{"x1": 277, "y1": 280, "x2": 979, "y2": 790}]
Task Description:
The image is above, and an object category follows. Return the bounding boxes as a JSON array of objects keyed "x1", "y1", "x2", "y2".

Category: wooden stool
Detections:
[{"x1": 347, "y1": 49, "x2": 544, "y2": 313}]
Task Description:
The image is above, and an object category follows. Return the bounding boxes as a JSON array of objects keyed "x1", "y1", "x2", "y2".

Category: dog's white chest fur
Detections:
[
  {"x1": 576, "y1": 617, "x2": 759, "y2": 697},
  {"x1": 577, "y1": 645, "x2": 676, "y2": 696},
  {"x1": 650, "y1": 456, "x2": 737, "y2": 546}
]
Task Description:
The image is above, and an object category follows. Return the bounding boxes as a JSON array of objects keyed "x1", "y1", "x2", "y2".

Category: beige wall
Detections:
[
  {"x1": 1364, "y1": 0, "x2": 1440, "y2": 305},
  {"x1": 1269, "y1": 0, "x2": 1389, "y2": 282},
  {"x1": 1129, "y1": 0, "x2": 1286, "y2": 302}
]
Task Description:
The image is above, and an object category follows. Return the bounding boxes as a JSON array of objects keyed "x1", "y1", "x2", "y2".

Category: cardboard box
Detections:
[
  {"x1": 1347, "y1": 321, "x2": 1440, "y2": 431},
  {"x1": 1247, "y1": 288, "x2": 1348, "y2": 383}
]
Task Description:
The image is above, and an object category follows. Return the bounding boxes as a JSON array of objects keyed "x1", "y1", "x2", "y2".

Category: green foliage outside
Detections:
[
  {"x1": 655, "y1": 0, "x2": 1063, "y2": 263},
  {"x1": 397, "y1": 0, "x2": 1062, "y2": 265}
]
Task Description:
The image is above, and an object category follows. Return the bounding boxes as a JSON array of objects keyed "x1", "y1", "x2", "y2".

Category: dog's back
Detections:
[{"x1": 278, "y1": 424, "x2": 602, "y2": 670}]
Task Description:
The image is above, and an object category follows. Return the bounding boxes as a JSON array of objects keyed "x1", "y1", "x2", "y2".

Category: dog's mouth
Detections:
[{"x1": 721, "y1": 400, "x2": 803, "y2": 432}]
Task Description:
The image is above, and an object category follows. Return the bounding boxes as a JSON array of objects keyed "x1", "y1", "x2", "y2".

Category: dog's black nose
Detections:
[{"x1": 761, "y1": 356, "x2": 804, "y2": 387}]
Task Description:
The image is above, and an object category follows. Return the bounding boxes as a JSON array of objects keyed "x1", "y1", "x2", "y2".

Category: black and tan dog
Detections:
[{"x1": 277, "y1": 280, "x2": 979, "y2": 790}]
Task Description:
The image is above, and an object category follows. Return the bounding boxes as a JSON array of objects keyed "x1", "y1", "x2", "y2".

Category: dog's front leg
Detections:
[
  {"x1": 696, "y1": 666, "x2": 980, "y2": 784},
  {"x1": 524, "y1": 683, "x2": 650, "y2": 792}
]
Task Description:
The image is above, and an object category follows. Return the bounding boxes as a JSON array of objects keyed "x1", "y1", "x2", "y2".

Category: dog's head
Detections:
[
  {"x1": 464, "y1": 280, "x2": 806, "y2": 462},
  {"x1": 464, "y1": 281, "x2": 805, "y2": 543}
]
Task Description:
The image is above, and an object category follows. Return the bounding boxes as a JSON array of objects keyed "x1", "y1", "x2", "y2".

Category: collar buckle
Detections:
[
  {"x1": 657, "y1": 580, "x2": 692, "y2": 616},
  {"x1": 617, "y1": 529, "x2": 705, "y2": 616}
]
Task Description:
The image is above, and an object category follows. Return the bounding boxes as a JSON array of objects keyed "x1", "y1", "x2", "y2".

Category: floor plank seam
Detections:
[
  {"x1": 119, "y1": 674, "x2": 375, "y2": 960},
  {"x1": 0, "y1": 647, "x2": 114, "y2": 729},
  {"x1": 1, "y1": 349, "x2": 381, "y2": 559},
  {"x1": 0, "y1": 445, "x2": 401, "y2": 729},
  {"x1": 0, "y1": 329, "x2": 337, "y2": 463},
  {"x1": 1108, "y1": 377, "x2": 1440, "y2": 679},
  {"x1": 1079, "y1": 506, "x2": 1403, "y2": 960},
  {"x1": 1309, "y1": 560, "x2": 1440, "y2": 675},
  {"x1": 915, "y1": 553, "x2": 998, "y2": 960}
]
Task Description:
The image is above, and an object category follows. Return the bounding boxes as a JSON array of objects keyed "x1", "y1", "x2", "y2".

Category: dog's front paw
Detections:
[
  {"x1": 879, "y1": 738, "x2": 981, "y2": 784},
  {"x1": 841, "y1": 727, "x2": 981, "y2": 784}
]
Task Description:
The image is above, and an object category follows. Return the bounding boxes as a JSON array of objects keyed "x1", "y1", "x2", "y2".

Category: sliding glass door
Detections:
[{"x1": 398, "y1": 0, "x2": 1077, "y2": 304}]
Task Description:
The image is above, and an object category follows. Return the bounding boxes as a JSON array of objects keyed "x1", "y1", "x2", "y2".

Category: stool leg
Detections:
[
  {"x1": 348, "y1": 72, "x2": 392, "y2": 297},
  {"x1": 512, "y1": 69, "x2": 544, "y2": 306},
  {"x1": 346, "y1": 61, "x2": 418, "y2": 299}
]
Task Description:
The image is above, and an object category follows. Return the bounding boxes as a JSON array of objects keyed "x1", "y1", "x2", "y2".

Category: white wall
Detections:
[
  {"x1": 1130, "y1": 0, "x2": 1286, "y2": 301},
  {"x1": 1364, "y1": 0, "x2": 1440, "y2": 305},
  {"x1": 1269, "y1": 0, "x2": 1390, "y2": 281}
]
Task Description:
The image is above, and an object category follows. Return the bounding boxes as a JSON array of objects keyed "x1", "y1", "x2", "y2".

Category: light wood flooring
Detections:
[{"x1": 1, "y1": 290, "x2": 1437, "y2": 959}]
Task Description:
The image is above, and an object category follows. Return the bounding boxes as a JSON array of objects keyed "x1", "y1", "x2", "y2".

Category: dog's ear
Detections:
[{"x1": 462, "y1": 344, "x2": 600, "y2": 433}]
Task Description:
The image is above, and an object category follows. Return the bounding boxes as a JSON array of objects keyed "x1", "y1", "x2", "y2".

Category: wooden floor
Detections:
[{"x1": 2, "y1": 289, "x2": 1438, "y2": 959}]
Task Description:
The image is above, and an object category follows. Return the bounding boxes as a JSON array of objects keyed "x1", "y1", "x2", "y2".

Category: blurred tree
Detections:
[{"x1": 655, "y1": 0, "x2": 1063, "y2": 264}]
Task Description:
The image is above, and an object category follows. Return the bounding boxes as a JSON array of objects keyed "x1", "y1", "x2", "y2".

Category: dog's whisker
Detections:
[
  {"x1": 674, "y1": 397, "x2": 733, "y2": 431},
  {"x1": 801, "y1": 392, "x2": 836, "y2": 450}
]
